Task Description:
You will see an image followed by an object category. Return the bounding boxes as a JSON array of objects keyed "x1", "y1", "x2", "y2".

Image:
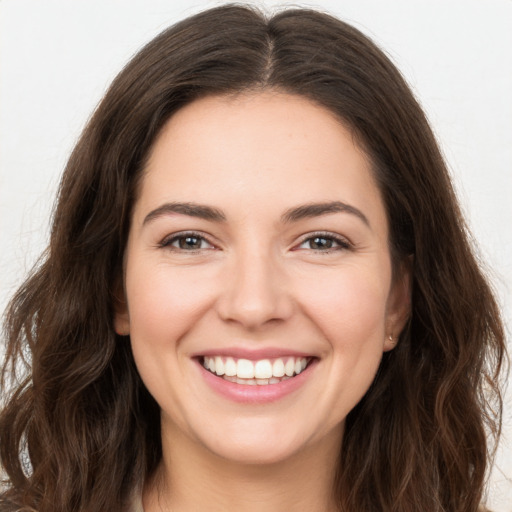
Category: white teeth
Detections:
[
  {"x1": 284, "y1": 358, "x2": 295, "y2": 377},
  {"x1": 254, "y1": 359, "x2": 272, "y2": 379},
  {"x1": 224, "y1": 357, "x2": 237, "y2": 376},
  {"x1": 272, "y1": 359, "x2": 285, "y2": 377},
  {"x1": 237, "y1": 377, "x2": 257, "y2": 385},
  {"x1": 203, "y1": 355, "x2": 311, "y2": 383},
  {"x1": 215, "y1": 356, "x2": 225, "y2": 376},
  {"x1": 237, "y1": 359, "x2": 255, "y2": 379}
]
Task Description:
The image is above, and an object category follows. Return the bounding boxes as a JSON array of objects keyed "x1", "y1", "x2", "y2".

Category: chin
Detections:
[
  {"x1": 192, "y1": 418, "x2": 333, "y2": 467},
  {"x1": 210, "y1": 439, "x2": 304, "y2": 466}
]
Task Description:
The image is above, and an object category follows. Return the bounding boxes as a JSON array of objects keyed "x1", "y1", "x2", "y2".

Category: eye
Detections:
[
  {"x1": 161, "y1": 232, "x2": 214, "y2": 251},
  {"x1": 296, "y1": 233, "x2": 351, "y2": 252}
]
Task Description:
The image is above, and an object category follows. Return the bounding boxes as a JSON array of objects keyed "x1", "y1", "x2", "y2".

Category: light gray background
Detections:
[{"x1": 1, "y1": 0, "x2": 511, "y2": 509}]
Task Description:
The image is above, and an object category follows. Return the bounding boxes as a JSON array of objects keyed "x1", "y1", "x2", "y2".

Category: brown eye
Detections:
[
  {"x1": 178, "y1": 236, "x2": 203, "y2": 250},
  {"x1": 162, "y1": 232, "x2": 214, "y2": 251},
  {"x1": 297, "y1": 233, "x2": 350, "y2": 252},
  {"x1": 309, "y1": 236, "x2": 334, "y2": 250}
]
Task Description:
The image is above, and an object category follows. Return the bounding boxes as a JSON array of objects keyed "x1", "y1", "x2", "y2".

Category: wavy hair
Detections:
[{"x1": 0, "y1": 5, "x2": 506, "y2": 511}]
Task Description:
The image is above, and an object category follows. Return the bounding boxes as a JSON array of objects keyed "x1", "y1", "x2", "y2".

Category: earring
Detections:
[{"x1": 388, "y1": 334, "x2": 396, "y2": 346}]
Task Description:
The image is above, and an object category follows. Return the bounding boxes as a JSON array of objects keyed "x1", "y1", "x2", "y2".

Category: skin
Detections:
[{"x1": 115, "y1": 91, "x2": 410, "y2": 511}]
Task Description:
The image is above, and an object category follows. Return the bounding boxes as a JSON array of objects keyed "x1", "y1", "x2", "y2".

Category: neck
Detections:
[{"x1": 143, "y1": 422, "x2": 343, "y2": 512}]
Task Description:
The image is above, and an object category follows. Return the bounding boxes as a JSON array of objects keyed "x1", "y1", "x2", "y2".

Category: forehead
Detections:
[{"x1": 135, "y1": 91, "x2": 386, "y2": 232}]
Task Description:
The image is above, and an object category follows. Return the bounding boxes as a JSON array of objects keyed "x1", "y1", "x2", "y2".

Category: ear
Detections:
[
  {"x1": 113, "y1": 278, "x2": 130, "y2": 336},
  {"x1": 384, "y1": 257, "x2": 412, "y2": 352}
]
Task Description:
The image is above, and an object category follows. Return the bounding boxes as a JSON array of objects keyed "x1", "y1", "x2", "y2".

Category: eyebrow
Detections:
[
  {"x1": 281, "y1": 201, "x2": 370, "y2": 227},
  {"x1": 143, "y1": 202, "x2": 226, "y2": 225},
  {"x1": 142, "y1": 200, "x2": 370, "y2": 227}
]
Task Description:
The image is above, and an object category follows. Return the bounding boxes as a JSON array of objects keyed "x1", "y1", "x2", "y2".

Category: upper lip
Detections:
[{"x1": 192, "y1": 347, "x2": 316, "y2": 361}]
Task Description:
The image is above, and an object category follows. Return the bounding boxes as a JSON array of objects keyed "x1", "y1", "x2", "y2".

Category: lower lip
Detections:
[{"x1": 197, "y1": 359, "x2": 317, "y2": 404}]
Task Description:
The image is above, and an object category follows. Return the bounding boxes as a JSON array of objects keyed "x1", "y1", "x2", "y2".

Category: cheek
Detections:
[
  {"x1": 298, "y1": 266, "x2": 390, "y2": 419},
  {"x1": 296, "y1": 263, "x2": 391, "y2": 346},
  {"x1": 124, "y1": 261, "x2": 219, "y2": 422},
  {"x1": 125, "y1": 260, "x2": 217, "y2": 351}
]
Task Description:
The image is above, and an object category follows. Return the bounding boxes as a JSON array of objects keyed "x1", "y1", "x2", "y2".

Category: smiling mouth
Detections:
[{"x1": 201, "y1": 356, "x2": 313, "y2": 386}]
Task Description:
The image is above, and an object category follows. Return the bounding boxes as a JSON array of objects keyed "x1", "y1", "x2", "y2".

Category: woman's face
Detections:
[{"x1": 116, "y1": 92, "x2": 409, "y2": 465}]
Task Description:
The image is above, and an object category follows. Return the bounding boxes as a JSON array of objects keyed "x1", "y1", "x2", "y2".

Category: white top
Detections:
[{"x1": 129, "y1": 491, "x2": 144, "y2": 512}]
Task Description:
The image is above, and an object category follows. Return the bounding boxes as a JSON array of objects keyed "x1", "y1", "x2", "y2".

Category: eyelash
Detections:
[
  {"x1": 159, "y1": 231, "x2": 352, "y2": 253},
  {"x1": 159, "y1": 231, "x2": 215, "y2": 252},
  {"x1": 295, "y1": 232, "x2": 352, "y2": 253}
]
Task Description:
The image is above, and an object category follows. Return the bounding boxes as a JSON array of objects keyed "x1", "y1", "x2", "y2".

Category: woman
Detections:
[{"x1": 0, "y1": 4, "x2": 505, "y2": 511}]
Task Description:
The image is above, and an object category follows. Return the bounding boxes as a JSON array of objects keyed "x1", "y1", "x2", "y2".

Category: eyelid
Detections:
[
  {"x1": 292, "y1": 231, "x2": 353, "y2": 252},
  {"x1": 159, "y1": 230, "x2": 217, "y2": 251}
]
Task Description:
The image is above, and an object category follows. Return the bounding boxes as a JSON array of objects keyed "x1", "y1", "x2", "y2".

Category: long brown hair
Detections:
[{"x1": 0, "y1": 5, "x2": 506, "y2": 511}]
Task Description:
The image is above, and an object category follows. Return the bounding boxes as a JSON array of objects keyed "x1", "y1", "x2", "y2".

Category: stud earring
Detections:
[{"x1": 388, "y1": 334, "x2": 396, "y2": 345}]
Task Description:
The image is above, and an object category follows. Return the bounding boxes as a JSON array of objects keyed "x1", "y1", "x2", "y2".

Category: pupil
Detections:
[
  {"x1": 180, "y1": 236, "x2": 200, "y2": 249},
  {"x1": 312, "y1": 237, "x2": 332, "y2": 249}
]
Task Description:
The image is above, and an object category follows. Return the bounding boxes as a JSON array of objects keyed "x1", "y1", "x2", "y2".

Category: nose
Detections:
[{"x1": 216, "y1": 247, "x2": 294, "y2": 330}]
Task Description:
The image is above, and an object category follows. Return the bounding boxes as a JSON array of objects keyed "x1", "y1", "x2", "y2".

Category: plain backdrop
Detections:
[{"x1": 1, "y1": 0, "x2": 511, "y2": 509}]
